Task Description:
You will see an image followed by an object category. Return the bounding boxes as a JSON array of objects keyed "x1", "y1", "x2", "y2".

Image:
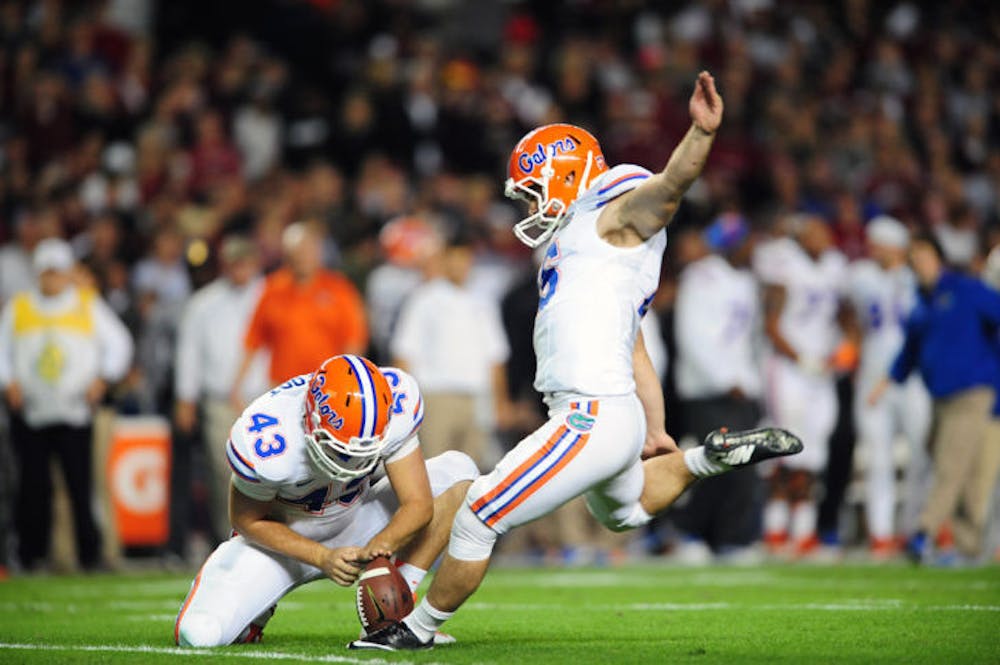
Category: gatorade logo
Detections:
[{"x1": 111, "y1": 446, "x2": 167, "y2": 514}]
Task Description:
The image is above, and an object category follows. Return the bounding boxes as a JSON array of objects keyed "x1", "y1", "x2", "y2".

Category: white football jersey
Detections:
[
  {"x1": 846, "y1": 260, "x2": 918, "y2": 381},
  {"x1": 675, "y1": 254, "x2": 762, "y2": 399},
  {"x1": 226, "y1": 366, "x2": 424, "y2": 536},
  {"x1": 754, "y1": 238, "x2": 847, "y2": 358},
  {"x1": 533, "y1": 164, "x2": 666, "y2": 397},
  {"x1": 755, "y1": 237, "x2": 847, "y2": 360}
]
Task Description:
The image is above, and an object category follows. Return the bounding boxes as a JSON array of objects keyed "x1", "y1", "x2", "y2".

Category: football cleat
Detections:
[
  {"x1": 356, "y1": 628, "x2": 454, "y2": 645},
  {"x1": 703, "y1": 427, "x2": 803, "y2": 467},
  {"x1": 233, "y1": 605, "x2": 275, "y2": 644},
  {"x1": 348, "y1": 621, "x2": 432, "y2": 651}
]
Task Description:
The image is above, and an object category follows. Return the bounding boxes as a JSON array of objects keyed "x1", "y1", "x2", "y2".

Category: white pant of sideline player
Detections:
[
  {"x1": 855, "y1": 373, "x2": 932, "y2": 542},
  {"x1": 174, "y1": 452, "x2": 478, "y2": 647}
]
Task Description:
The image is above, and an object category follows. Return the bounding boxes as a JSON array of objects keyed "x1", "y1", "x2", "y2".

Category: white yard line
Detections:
[
  {"x1": 5, "y1": 598, "x2": 996, "y2": 616},
  {"x1": 464, "y1": 600, "x2": 1000, "y2": 613},
  {"x1": 0, "y1": 642, "x2": 450, "y2": 665}
]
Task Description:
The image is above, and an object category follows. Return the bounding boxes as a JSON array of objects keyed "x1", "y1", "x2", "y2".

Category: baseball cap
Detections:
[
  {"x1": 33, "y1": 238, "x2": 75, "y2": 274},
  {"x1": 704, "y1": 212, "x2": 749, "y2": 252},
  {"x1": 219, "y1": 235, "x2": 258, "y2": 263},
  {"x1": 866, "y1": 215, "x2": 909, "y2": 249}
]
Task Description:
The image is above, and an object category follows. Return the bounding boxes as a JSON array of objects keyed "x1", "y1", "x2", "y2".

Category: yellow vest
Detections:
[{"x1": 12, "y1": 288, "x2": 96, "y2": 335}]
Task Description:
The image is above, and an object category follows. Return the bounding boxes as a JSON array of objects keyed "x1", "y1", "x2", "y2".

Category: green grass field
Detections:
[{"x1": 1, "y1": 563, "x2": 998, "y2": 664}]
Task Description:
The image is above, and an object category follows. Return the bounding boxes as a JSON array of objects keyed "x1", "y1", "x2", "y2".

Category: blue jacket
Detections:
[{"x1": 891, "y1": 271, "x2": 1000, "y2": 399}]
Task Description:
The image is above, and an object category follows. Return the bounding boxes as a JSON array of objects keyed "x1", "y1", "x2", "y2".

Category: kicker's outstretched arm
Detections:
[{"x1": 619, "y1": 71, "x2": 723, "y2": 238}]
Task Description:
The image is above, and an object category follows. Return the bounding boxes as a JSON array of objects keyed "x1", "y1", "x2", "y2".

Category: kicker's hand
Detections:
[
  {"x1": 320, "y1": 547, "x2": 366, "y2": 586},
  {"x1": 690, "y1": 71, "x2": 723, "y2": 135},
  {"x1": 642, "y1": 430, "x2": 680, "y2": 459},
  {"x1": 357, "y1": 544, "x2": 393, "y2": 563}
]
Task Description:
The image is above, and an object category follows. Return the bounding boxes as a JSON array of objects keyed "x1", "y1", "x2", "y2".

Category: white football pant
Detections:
[
  {"x1": 855, "y1": 374, "x2": 932, "y2": 541},
  {"x1": 174, "y1": 451, "x2": 478, "y2": 647},
  {"x1": 460, "y1": 395, "x2": 649, "y2": 552},
  {"x1": 764, "y1": 356, "x2": 837, "y2": 473}
]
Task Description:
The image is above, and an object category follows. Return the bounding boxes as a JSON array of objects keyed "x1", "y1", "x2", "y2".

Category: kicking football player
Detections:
[
  {"x1": 174, "y1": 354, "x2": 479, "y2": 647},
  {"x1": 350, "y1": 71, "x2": 803, "y2": 652}
]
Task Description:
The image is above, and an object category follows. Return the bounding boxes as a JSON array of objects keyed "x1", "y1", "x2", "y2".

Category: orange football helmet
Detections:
[
  {"x1": 304, "y1": 355, "x2": 394, "y2": 481},
  {"x1": 504, "y1": 123, "x2": 608, "y2": 247}
]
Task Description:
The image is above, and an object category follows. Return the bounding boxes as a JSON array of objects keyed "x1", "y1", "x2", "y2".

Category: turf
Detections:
[{"x1": 0, "y1": 563, "x2": 997, "y2": 664}]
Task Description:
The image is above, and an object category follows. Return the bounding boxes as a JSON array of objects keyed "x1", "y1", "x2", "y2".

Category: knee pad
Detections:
[
  {"x1": 176, "y1": 612, "x2": 225, "y2": 648},
  {"x1": 585, "y1": 494, "x2": 652, "y2": 533},
  {"x1": 426, "y1": 451, "x2": 480, "y2": 494},
  {"x1": 436, "y1": 450, "x2": 481, "y2": 484},
  {"x1": 447, "y1": 502, "x2": 498, "y2": 561}
]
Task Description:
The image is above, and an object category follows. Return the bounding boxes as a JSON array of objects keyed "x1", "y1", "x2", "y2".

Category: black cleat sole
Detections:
[{"x1": 704, "y1": 427, "x2": 803, "y2": 466}]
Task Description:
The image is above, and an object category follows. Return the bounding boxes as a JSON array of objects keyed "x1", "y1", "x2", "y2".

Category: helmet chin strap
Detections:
[{"x1": 577, "y1": 150, "x2": 594, "y2": 198}]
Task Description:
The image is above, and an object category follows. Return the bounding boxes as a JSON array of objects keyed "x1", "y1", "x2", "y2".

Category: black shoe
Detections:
[
  {"x1": 704, "y1": 427, "x2": 803, "y2": 467},
  {"x1": 348, "y1": 622, "x2": 433, "y2": 651}
]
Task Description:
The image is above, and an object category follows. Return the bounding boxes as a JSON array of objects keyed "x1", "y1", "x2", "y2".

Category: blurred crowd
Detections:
[{"x1": 0, "y1": 0, "x2": 998, "y2": 573}]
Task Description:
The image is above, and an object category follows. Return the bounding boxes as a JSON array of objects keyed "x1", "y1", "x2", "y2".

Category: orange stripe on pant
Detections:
[
  {"x1": 470, "y1": 426, "x2": 570, "y2": 515},
  {"x1": 174, "y1": 566, "x2": 205, "y2": 644},
  {"x1": 483, "y1": 432, "x2": 591, "y2": 527}
]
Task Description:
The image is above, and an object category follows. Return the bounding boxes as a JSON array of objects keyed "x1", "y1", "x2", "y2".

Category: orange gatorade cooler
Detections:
[{"x1": 107, "y1": 416, "x2": 172, "y2": 547}]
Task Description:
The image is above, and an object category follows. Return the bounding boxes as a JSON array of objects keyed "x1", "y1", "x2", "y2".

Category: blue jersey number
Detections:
[
  {"x1": 868, "y1": 302, "x2": 883, "y2": 330},
  {"x1": 286, "y1": 486, "x2": 329, "y2": 513},
  {"x1": 638, "y1": 293, "x2": 655, "y2": 317},
  {"x1": 380, "y1": 369, "x2": 408, "y2": 414},
  {"x1": 538, "y1": 241, "x2": 561, "y2": 310},
  {"x1": 338, "y1": 476, "x2": 368, "y2": 505},
  {"x1": 248, "y1": 412, "x2": 286, "y2": 459},
  {"x1": 285, "y1": 476, "x2": 368, "y2": 514}
]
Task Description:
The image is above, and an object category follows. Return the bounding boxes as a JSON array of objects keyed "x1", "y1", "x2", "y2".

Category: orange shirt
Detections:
[{"x1": 245, "y1": 268, "x2": 368, "y2": 383}]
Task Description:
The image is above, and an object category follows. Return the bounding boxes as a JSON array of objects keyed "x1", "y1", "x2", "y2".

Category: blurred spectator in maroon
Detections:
[
  {"x1": 19, "y1": 71, "x2": 76, "y2": 171},
  {"x1": 187, "y1": 110, "x2": 241, "y2": 197},
  {"x1": 831, "y1": 190, "x2": 867, "y2": 261}
]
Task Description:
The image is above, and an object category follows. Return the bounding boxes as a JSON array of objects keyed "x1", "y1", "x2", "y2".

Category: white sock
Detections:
[
  {"x1": 789, "y1": 501, "x2": 817, "y2": 542},
  {"x1": 396, "y1": 562, "x2": 426, "y2": 594},
  {"x1": 403, "y1": 597, "x2": 453, "y2": 643},
  {"x1": 763, "y1": 499, "x2": 789, "y2": 536},
  {"x1": 684, "y1": 447, "x2": 728, "y2": 478}
]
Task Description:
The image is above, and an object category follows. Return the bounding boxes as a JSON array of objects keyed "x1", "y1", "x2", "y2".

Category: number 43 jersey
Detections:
[
  {"x1": 533, "y1": 163, "x2": 666, "y2": 398},
  {"x1": 225, "y1": 366, "x2": 424, "y2": 536}
]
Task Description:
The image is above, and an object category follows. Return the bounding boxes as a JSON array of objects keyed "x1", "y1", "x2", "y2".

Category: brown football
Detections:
[{"x1": 355, "y1": 556, "x2": 414, "y2": 634}]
